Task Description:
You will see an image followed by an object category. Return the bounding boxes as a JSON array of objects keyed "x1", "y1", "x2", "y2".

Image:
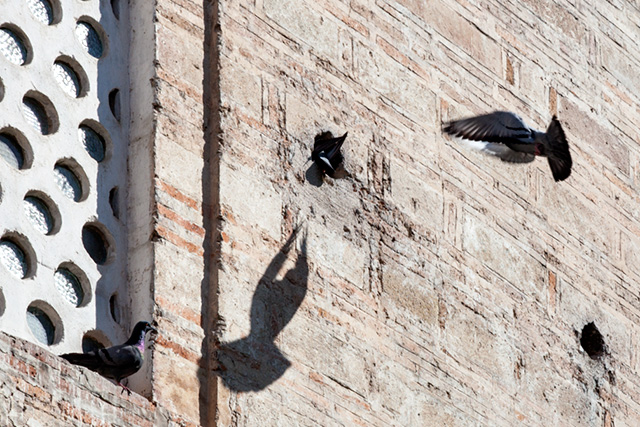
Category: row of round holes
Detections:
[
  {"x1": 25, "y1": 299, "x2": 116, "y2": 349},
  {"x1": 18, "y1": 298, "x2": 115, "y2": 349},
  {"x1": 0, "y1": 119, "x2": 109, "y2": 165},
  {"x1": 4, "y1": 184, "x2": 119, "y2": 238},
  {"x1": 0, "y1": 229, "x2": 113, "y2": 346},
  {"x1": 0, "y1": 29, "x2": 122, "y2": 115},
  {"x1": 0, "y1": 18, "x2": 107, "y2": 64},
  {"x1": 0, "y1": 132, "x2": 121, "y2": 218},
  {"x1": 0, "y1": 285, "x2": 120, "y2": 347},
  {"x1": 0, "y1": 14, "x2": 124, "y2": 146},
  {"x1": 0, "y1": 221, "x2": 113, "y2": 275},
  {"x1": 8, "y1": 89, "x2": 119, "y2": 158},
  {"x1": 0, "y1": 247, "x2": 88, "y2": 308},
  {"x1": 24, "y1": 0, "x2": 121, "y2": 26},
  {"x1": 2, "y1": 132, "x2": 94, "y2": 200}
]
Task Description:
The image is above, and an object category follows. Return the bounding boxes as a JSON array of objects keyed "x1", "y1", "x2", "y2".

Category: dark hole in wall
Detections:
[
  {"x1": 580, "y1": 322, "x2": 605, "y2": 359},
  {"x1": 315, "y1": 130, "x2": 333, "y2": 143},
  {"x1": 109, "y1": 186, "x2": 119, "y2": 219},
  {"x1": 82, "y1": 334, "x2": 105, "y2": 353},
  {"x1": 110, "y1": 0, "x2": 120, "y2": 19},
  {"x1": 108, "y1": 88, "x2": 120, "y2": 121},
  {"x1": 82, "y1": 225, "x2": 108, "y2": 264},
  {"x1": 109, "y1": 293, "x2": 120, "y2": 323}
]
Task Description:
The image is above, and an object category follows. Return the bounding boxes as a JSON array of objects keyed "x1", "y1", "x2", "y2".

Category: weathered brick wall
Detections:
[
  {"x1": 213, "y1": 0, "x2": 640, "y2": 426},
  {"x1": 0, "y1": 332, "x2": 194, "y2": 426},
  {"x1": 144, "y1": 0, "x2": 210, "y2": 423}
]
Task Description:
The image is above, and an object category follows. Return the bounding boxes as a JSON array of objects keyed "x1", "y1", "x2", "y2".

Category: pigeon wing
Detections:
[
  {"x1": 325, "y1": 133, "x2": 347, "y2": 162},
  {"x1": 95, "y1": 344, "x2": 143, "y2": 380},
  {"x1": 444, "y1": 111, "x2": 534, "y2": 144},
  {"x1": 312, "y1": 133, "x2": 347, "y2": 160},
  {"x1": 458, "y1": 138, "x2": 535, "y2": 164}
]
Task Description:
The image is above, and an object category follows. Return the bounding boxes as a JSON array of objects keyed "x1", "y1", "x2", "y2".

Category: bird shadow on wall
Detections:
[
  {"x1": 214, "y1": 227, "x2": 308, "y2": 392},
  {"x1": 305, "y1": 162, "x2": 325, "y2": 187}
]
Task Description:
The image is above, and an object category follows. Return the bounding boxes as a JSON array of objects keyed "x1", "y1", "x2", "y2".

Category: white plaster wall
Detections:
[{"x1": 0, "y1": 0, "x2": 130, "y2": 355}]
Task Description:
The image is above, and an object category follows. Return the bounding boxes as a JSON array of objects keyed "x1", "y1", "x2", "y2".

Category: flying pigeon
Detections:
[
  {"x1": 311, "y1": 132, "x2": 348, "y2": 177},
  {"x1": 60, "y1": 321, "x2": 157, "y2": 395},
  {"x1": 443, "y1": 111, "x2": 572, "y2": 181}
]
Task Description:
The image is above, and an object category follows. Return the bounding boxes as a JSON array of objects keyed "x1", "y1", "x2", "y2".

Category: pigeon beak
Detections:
[{"x1": 147, "y1": 326, "x2": 158, "y2": 335}]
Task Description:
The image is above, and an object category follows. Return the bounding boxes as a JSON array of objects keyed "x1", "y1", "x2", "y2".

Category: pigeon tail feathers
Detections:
[
  {"x1": 545, "y1": 116, "x2": 572, "y2": 181},
  {"x1": 60, "y1": 352, "x2": 103, "y2": 371}
]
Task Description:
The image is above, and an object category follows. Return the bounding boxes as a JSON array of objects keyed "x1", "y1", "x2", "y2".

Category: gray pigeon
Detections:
[
  {"x1": 60, "y1": 321, "x2": 157, "y2": 395},
  {"x1": 443, "y1": 111, "x2": 572, "y2": 181}
]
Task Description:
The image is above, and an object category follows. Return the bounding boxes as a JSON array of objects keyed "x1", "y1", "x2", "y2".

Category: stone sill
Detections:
[{"x1": 0, "y1": 331, "x2": 191, "y2": 426}]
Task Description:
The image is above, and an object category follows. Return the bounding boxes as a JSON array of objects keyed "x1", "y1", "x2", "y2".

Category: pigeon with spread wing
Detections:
[
  {"x1": 311, "y1": 132, "x2": 348, "y2": 177},
  {"x1": 443, "y1": 111, "x2": 572, "y2": 181}
]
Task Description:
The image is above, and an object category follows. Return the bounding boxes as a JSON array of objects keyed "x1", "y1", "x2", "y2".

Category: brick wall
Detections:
[
  {"x1": 3, "y1": 0, "x2": 640, "y2": 426},
  {"x1": 0, "y1": 332, "x2": 198, "y2": 425},
  {"x1": 212, "y1": 0, "x2": 640, "y2": 425},
  {"x1": 145, "y1": 0, "x2": 209, "y2": 423}
]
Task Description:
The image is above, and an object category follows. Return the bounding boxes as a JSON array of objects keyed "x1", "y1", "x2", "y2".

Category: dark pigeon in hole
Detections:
[
  {"x1": 60, "y1": 321, "x2": 157, "y2": 395},
  {"x1": 311, "y1": 131, "x2": 348, "y2": 177},
  {"x1": 443, "y1": 111, "x2": 572, "y2": 182}
]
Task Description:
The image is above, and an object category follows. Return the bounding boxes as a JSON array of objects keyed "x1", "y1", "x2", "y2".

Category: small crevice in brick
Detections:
[
  {"x1": 505, "y1": 56, "x2": 515, "y2": 85},
  {"x1": 580, "y1": 322, "x2": 605, "y2": 359}
]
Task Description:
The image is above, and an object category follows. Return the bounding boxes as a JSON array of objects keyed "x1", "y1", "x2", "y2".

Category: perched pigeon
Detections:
[
  {"x1": 311, "y1": 132, "x2": 348, "y2": 177},
  {"x1": 60, "y1": 321, "x2": 157, "y2": 395},
  {"x1": 443, "y1": 111, "x2": 572, "y2": 181}
]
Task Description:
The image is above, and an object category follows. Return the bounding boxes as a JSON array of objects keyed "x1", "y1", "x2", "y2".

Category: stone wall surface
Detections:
[
  {"x1": 212, "y1": 0, "x2": 640, "y2": 426},
  {"x1": 3, "y1": 0, "x2": 640, "y2": 426},
  {"x1": 0, "y1": 332, "x2": 193, "y2": 426}
]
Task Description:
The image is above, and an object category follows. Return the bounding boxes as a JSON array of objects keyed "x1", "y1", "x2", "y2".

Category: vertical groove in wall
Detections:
[
  {"x1": 202, "y1": 0, "x2": 221, "y2": 424},
  {"x1": 127, "y1": 0, "x2": 157, "y2": 397}
]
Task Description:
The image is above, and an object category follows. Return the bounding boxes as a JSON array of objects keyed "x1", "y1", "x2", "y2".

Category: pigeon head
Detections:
[{"x1": 126, "y1": 321, "x2": 157, "y2": 345}]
